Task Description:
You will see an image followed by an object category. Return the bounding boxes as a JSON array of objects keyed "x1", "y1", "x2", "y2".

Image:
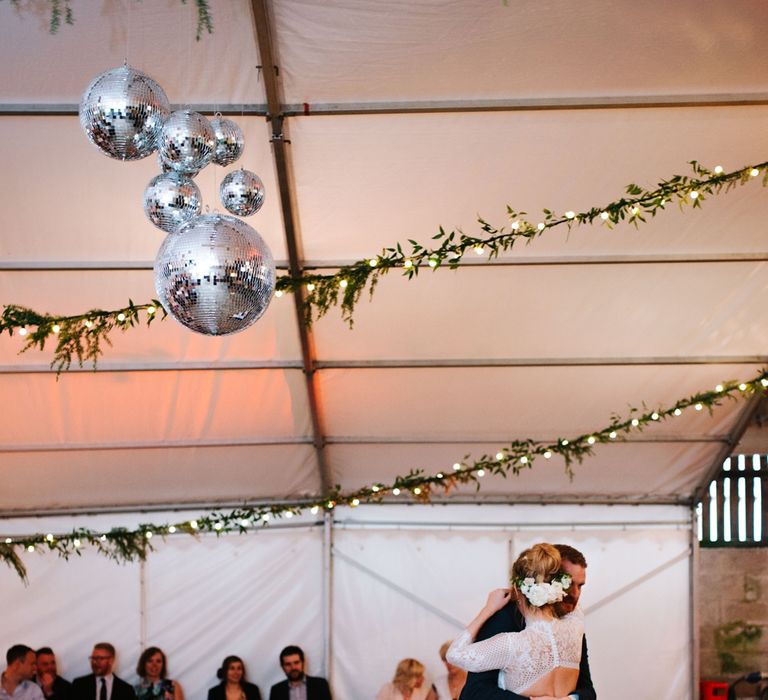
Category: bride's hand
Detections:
[{"x1": 484, "y1": 588, "x2": 511, "y2": 613}]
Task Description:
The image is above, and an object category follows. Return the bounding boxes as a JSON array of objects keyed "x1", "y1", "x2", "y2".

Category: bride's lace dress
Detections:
[{"x1": 446, "y1": 608, "x2": 584, "y2": 695}]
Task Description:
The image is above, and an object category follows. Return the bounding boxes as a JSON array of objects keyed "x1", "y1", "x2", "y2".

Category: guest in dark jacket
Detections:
[
  {"x1": 35, "y1": 648, "x2": 71, "y2": 700},
  {"x1": 207, "y1": 656, "x2": 261, "y2": 700},
  {"x1": 268, "y1": 646, "x2": 331, "y2": 700},
  {"x1": 71, "y1": 644, "x2": 136, "y2": 700}
]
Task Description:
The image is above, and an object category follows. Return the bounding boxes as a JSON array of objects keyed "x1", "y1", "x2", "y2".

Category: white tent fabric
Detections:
[{"x1": 0, "y1": 504, "x2": 692, "y2": 700}]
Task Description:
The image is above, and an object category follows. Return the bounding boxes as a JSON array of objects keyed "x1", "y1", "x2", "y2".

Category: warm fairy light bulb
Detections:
[
  {"x1": 19, "y1": 327, "x2": 28, "y2": 336},
  {"x1": 609, "y1": 431, "x2": 617, "y2": 439},
  {"x1": 214, "y1": 522, "x2": 223, "y2": 530},
  {"x1": 46, "y1": 533, "x2": 54, "y2": 542},
  {"x1": 392, "y1": 488, "x2": 401, "y2": 495},
  {"x1": 285, "y1": 511, "x2": 294, "y2": 518},
  {"x1": 631, "y1": 206, "x2": 640, "y2": 215},
  {"x1": 190, "y1": 520, "x2": 198, "y2": 529},
  {"x1": 453, "y1": 463, "x2": 461, "y2": 471},
  {"x1": 168, "y1": 526, "x2": 176, "y2": 533},
  {"x1": 145, "y1": 531, "x2": 153, "y2": 539},
  {"x1": 714, "y1": 165, "x2": 724, "y2": 174},
  {"x1": 651, "y1": 412, "x2": 659, "y2": 421},
  {"x1": 327, "y1": 501, "x2": 335, "y2": 510},
  {"x1": 761, "y1": 379, "x2": 768, "y2": 388},
  {"x1": 739, "y1": 383, "x2": 747, "y2": 391},
  {"x1": 511, "y1": 221, "x2": 520, "y2": 230},
  {"x1": 413, "y1": 487, "x2": 421, "y2": 495},
  {"x1": 117, "y1": 313, "x2": 126, "y2": 322},
  {"x1": 474, "y1": 246, "x2": 484, "y2": 255},
  {"x1": 52, "y1": 324, "x2": 61, "y2": 334},
  {"x1": 673, "y1": 408, "x2": 682, "y2": 416},
  {"x1": 306, "y1": 283, "x2": 315, "y2": 292},
  {"x1": 428, "y1": 258, "x2": 438, "y2": 268},
  {"x1": 239, "y1": 519, "x2": 249, "y2": 527},
  {"x1": 587, "y1": 436, "x2": 596, "y2": 445},
  {"x1": 715, "y1": 384, "x2": 724, "y2": 392},
  {"x1": 689, "y1": 191, "x2": 699, "y2": 200},
  {"x1": 477, "y1": 469, "x2": 485, "y2": 477},
  {"x1": 537, "y1": 223, "x2": 545, "y2": 231},
  {"x1": 339, "y1": 279, "x2": 348, "y2": 288},
  {"x1": 631, "y1": 419, "x2": 640, "y2": 427},
  {"x1": 695, "y1": 403, "x2": 703, "y2": 411},
  {"x1": 27, "y1": 545, "x2": 34, "y2": 552},
  {"x1": 436, "y1": 472, "x2": 444, "y2": 479},
  {"x1": 100, "y1": 535, "x2": 107, "y2": 541},
  {"x1": 495, "y1": 452, "x2": 504, "y2": 460},
  {"x1": 600, "y1": 212, "x2": 609, "y2": 221},
  {"x1": 275, "y1": 290, "x2": 284, "y2": 298},
  {"x1": 404, "y1": 259, "x2": 413, "y2": 268},
  {"x1": 750, "y1": 168, "x2": 759, "y2": 177},
  {"x1": 147, "y1": 306, "x2": 156, "y2": 315},
  {"x1": 543, "y1": 451, "x2": 552, "y2": 459},
  {"x1": 565, "y1": 211, "x2": 575, "y2": 219},
  {"x1": 262, "y1": 513, "x2": 271, "y2": 521},
  {"x1": 561, "y1": 439, "x2": 569, "y2": 446},
  {"x1": 369, "y1": 258, "x2": 378, "y2": 267},
  {"x1": 73, "y1": 539, "x2": 81, "y2": 548},
  {"x1": 371, "y1": 484, "x2": 380, "y2": 492},
  {"x1": 520, "y1": 456, "x2": 528, "y2": 464},
  {"x1": 310, "y1": 506, "x2": 320, "y2": 515},
  {"x1": 4, "y1": 538, "x2": 11, "y2": 544},
  {"x1": 351, "y1": 498, "x2": 360, "y2": 506}
]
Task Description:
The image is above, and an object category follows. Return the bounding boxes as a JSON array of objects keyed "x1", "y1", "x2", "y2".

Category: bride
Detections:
[{"x1": 446, "y1": 543, "x2": 584, "y2": 700}]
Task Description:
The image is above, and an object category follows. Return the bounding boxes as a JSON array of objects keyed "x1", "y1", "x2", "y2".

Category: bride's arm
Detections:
[{"x1": 465, "y1": 589, "x2": 513, "y2": 640}]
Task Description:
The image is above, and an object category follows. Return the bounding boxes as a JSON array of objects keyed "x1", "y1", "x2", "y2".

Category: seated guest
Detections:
[
  {"x1": 433, "y1": 642, "x2": 465, "y2": 700},
  {"x1": 71, "y1": 643, "x2": 135, "y2": 700},
  {"x1": 375, "y1": 659, "x2": 436, "y2": 700},
  {"x1": 35, "y1": 648, "x2": 71, "y2": 700},
  {"x1": 135, "y1": 648, "x2": 184, "y2": 700},
  {"x1": 268, "y1": 646, "x2": 331, "y2": 700},
  {"x1": 207, "y1": 657, "x2": 261, "y2": 700},
  {"x1": 3, "y1": 645, "x2": 43, "y2": 700}
]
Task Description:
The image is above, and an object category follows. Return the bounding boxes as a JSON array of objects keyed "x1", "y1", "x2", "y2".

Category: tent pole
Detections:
[
  {"x1": 322, "y1": 512, "x2": 334, "y2": 680},
  {"x1": 690, "y1": 508, "x2": 701, "y2": 700}
]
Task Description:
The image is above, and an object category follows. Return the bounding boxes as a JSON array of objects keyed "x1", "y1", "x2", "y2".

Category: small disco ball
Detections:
[
  {"x1": 211, "y1": 116, "x2": 245, "y2": 166},
  {"x1": 220, "y1": 169, "x2": 265, "y2": 216},
  {"x1": 154, "y1": 214, "x2": 275, "y2": 336},
  {"x1": 158, "y1": 110, "x2": 215, "y2": 175},
  {"x1": 142, "y1": 172, "x2": 202, "y2": 233},
  {"x1": 79, "y1": 65, "x2": 170, "y2": 161},
  {"x1": 158, "y1": 151, "x2": 199, "y2": 178}
]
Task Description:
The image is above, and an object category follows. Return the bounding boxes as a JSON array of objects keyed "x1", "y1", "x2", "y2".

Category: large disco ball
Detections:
[
  {"x1": 142, "y1": 172, "x2": 202, "y2": 233},
  {"x1": 154, "y1": 214, "x2": 275, "y2": 336},
  {"x1": 211, "y1": 116, "x2": 245, "y2": 166},
  {"x1": 158, "y1": 110, "x2": 216, "y2": 174},
  {"x1": 79, "y1": 65, "x2": 170, "y2": 161},
  {"x1": 220, "y1": 169, "x2": 265, "y2": 216}
]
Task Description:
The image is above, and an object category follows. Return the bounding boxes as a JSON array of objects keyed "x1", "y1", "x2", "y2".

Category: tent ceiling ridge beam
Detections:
[
  {"x1": 0, "y1": 260, "x2": 292, "y2": 271},
  {"x1": 335, "y1": 517, "x2": 692, "y2": 530},
  {"x1": 0, "y1": 360, "x2": 305, "y2": 374},
  {"x1": 250, "y1": 0, "x2": 331, "y2": 493},
  {"x1": 317, "y1": 356, "x2": 768, "y2": 369},
  {"x1": 325, "y1": 435, "x2": 726, "y2": 444},
  {"x1": 0, "y1": 436, "x2": 314, "y2": 453},
  {"x1": 5, "y1": 92, "x2": 768, "y2": 116}
]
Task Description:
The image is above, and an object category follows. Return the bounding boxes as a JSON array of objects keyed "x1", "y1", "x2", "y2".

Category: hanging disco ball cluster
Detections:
[{"x1": 79, "y1": 64, "x2": 274, "y2": 336}]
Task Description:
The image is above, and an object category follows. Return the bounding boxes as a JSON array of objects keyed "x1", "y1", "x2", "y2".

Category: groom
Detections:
[{"x1": 458, "y1": 544, "x2": 596, "y2": 700}]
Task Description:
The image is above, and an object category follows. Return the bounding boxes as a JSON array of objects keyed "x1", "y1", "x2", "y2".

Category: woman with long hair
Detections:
[
  {"x1": 135, "y1": 647, "x2": 185, "y2": 700},
  {"x1": 375, "y1": 658, "x2": 437, "y2": 700}
]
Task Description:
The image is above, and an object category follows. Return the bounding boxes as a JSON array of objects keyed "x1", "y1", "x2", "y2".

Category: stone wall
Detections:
[{"x1": 699, "y1": 548, "x2": 768, "y2": 696}]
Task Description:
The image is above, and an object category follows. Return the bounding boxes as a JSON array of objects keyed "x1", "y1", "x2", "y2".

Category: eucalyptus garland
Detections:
[
  {"x1": 5, "y1": 0, "x2": 214, "y2": 39},
  {"x1": 1, "y1": 159, "x2": 766, "y2": 371},
  {"x1": 3, "y1": 367, "x2": 765, "y2": 581}
]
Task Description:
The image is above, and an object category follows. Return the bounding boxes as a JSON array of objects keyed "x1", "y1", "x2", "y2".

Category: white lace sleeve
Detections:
[{"x1": 446, "y1": 629, "x2": 516, "y2": 673}]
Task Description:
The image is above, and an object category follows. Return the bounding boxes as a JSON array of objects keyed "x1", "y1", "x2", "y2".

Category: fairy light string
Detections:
[{"x1": 3, "y1": 366, "x2": 766, "y2": 581}]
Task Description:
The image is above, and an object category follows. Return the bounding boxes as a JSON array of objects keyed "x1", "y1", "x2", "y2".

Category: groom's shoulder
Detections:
[{"x1": 476, "y1": 601, "x2": 525, "y2": 640}]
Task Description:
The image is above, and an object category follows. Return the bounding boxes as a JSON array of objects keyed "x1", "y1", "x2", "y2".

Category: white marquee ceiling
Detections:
[{"x1": 2, "y1": 0, "x2": 768, "y2": 514}]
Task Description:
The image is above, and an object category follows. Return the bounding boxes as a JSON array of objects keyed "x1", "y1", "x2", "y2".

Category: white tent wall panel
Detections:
[
  {"x1": 308, "y1": 268, "x2": 768, "y2": 360},
  {"x1": 0, "y1": 117, "x2": 286, "y2": 263},
  {"x1": 274, "y1": 0, "x2": 768, "y2": 102},
  {"x1": 326, "y1": 440, "x2": 720, "y2": 501},
  {"x1": 0, "y1": 444, "x2": 320, "y2": 510},
  {"x1": 288, "y1": 108, "x2": 768, "y2": 262},
  {"x1": 0, "y1": 504, "x2": 692, "y2": 700},
  {"x1": 0, "y1": 1, "x2": 265, "y2": 104}
]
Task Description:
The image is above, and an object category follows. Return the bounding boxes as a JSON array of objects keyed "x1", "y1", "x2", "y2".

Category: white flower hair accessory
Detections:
[{"x1": 514, "y1": 572, "x2": 572, "y2": 607}]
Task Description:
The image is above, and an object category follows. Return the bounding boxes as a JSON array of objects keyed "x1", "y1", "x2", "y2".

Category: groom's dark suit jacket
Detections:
[
  {"x1": 458, "y1": 601, "x2": 596, "y2": 700},
  {"x1": 71, "y1": 675, "x2": 136, "y2": 700},
  {"x1": 268, "y1": 676, "x2": 332, "y2": 700}
]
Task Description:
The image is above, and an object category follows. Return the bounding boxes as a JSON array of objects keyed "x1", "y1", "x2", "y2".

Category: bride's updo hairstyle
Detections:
[{"x1": 511, "y1": 543, "x2": 562, "y2": 611}]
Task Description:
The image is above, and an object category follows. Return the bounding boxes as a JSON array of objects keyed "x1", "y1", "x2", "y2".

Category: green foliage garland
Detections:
[
  {"x1": 1, "y1": 159, "x2": 766, "y2": 371},
  {"x1": 3, "y1": 366, "x2": 765, "y2": 581},
  {"x1": 4, "y1": 0, "x2": 213, "y2": 39}
]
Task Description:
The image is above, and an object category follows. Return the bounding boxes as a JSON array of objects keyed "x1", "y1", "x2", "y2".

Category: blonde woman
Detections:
[
  {"x1": 375, "y1": 659, "x2": 437, "y2": 700},
  {"x1": 446, "y1": 543, "x2": 585, "y2": 700}
]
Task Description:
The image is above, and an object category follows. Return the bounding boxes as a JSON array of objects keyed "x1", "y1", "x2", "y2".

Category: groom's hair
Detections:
[{"x1": 554, "y1": 544, "x2": 587, "y2": 568}]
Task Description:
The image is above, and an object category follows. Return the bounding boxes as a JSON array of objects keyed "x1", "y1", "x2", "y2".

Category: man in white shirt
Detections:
[{"x1": 1, "y1": 645, "x2": 44, "y2": 700}]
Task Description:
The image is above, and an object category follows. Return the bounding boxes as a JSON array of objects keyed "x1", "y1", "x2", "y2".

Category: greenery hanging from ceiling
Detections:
[
  {"x1": 1, "y1": 159, "x2": 766, "y2": 371},
  {"x1": 2, "y1": 366, "x2": 765, "y2": 582},
  {"x1": 4, "y1": 0, "x2": 214, "y2": 39}
]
